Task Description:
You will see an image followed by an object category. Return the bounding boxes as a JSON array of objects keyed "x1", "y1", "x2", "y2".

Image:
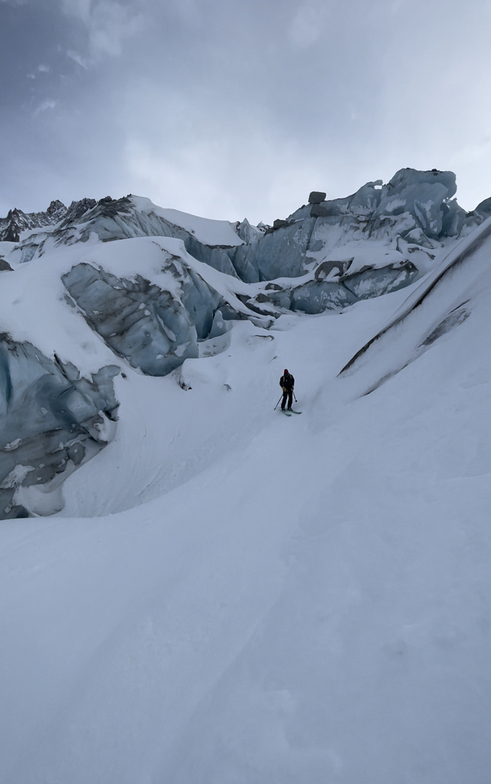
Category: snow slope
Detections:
[
  {"x1": 131, "y1": 196, "x2": 247, "y2": 246},
  {"x1": 1, "y1": 214, "x2": 491, "y2": 782}
]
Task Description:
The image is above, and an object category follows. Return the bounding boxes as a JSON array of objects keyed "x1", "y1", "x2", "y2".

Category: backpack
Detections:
[{"x1": 281, "y1": 373, "x2": 294, "y2": 389}]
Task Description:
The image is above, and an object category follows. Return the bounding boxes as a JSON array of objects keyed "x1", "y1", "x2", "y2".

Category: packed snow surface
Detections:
[
  {"x1": 1, "y1": 191, "x2": 491, "y2": 783},
  {"x1": 132, "y1": 196, "x2": 246, "y2": 246}
]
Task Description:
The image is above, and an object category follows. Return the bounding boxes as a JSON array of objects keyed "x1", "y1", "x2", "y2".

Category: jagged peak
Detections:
[
  {"x1": 47, "y1": 199, "x2": 66, "y2": 215},
  {"x1": 0, "y1": 201, "x2": 68, "y2": 242}
]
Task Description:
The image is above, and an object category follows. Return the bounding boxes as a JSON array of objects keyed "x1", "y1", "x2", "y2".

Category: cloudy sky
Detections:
[{"x1": 1, "y1": 0, "x2": 491, "y2": 224}]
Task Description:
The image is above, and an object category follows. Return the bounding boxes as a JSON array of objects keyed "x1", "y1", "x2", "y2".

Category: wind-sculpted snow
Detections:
[
  {"x1": 6, "y1": 168, "x2": 489, "y2": 289},
  {"x1": 291, "y1": 168, "x2": 460, "y2": 236},
  {"x1": 0, "y1": 336, "x2": 119, "y2": 518},
  {"x1": 338, "y1": 216, "x2": 491, "y2": 394},
  {"x1": 2, "y1": 171, "x2": 491, "y2": 784},
  {"x1": 0, "y1": 168, "x2": 490, "y2": 519},
  {"x1": 213, "y1": 168, "x2": 487, "y2": 284},
  {"x1": 2, "y1": 243, "x2": 491, "y2": 782},
  {"x1": 7, "y1": 195, "x2": 247, "y2": 274}
]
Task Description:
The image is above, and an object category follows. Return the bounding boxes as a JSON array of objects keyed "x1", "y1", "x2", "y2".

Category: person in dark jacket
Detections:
[{"x1": 279, "y1": 368, "x2": 295, "y2": 410}]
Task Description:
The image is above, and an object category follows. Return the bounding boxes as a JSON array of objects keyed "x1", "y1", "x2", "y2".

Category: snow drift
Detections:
[
  {"x1": 1, "y1": 167, "x2": 489, "y2": 519},
  {"x1": 0, "y1": 168, "x2": 490, "y2": 783}
]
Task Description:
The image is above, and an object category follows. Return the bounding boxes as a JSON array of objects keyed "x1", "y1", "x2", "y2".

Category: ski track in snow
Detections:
[{"x1": 1, "y1": 238, "x2": 491, "y2": 782}]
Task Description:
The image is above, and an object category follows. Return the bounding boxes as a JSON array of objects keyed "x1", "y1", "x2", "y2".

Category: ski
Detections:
[
  {"x1": 289, "y1": 409, "x2": 302, "y2": 414},
  {"x1": 280, "y1": 409, "x2": 292, "y2": 416}
]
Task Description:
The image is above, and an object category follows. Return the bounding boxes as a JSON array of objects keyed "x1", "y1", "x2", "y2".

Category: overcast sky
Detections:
[{"x1": 1, "y1": 0, "x2": 491, "y2": 224}]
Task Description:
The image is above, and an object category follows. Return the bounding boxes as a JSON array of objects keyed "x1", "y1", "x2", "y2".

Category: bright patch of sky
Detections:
[{"x1": 1, "y1": 0, "x2": 491, "y2": 221}]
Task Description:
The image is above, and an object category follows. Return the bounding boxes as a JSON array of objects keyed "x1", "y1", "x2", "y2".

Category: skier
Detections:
[{"x1": 279, "y1": 368, "x2": 295, "y2": 411}]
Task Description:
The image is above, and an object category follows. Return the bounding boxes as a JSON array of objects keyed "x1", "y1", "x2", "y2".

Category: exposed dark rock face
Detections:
[
  {"x1": 61, "y1": 198, "x2": 97, "y2": 223},
  {"x1": 272, "y1": 219, "x2": 291, "y2": 230},
  {"x1": 0, "y1": 202, "x2": 68, "y2": 242},
  {"x1": 47, "y1": 200, "x2": 66, "y2": 217},
  {"x1": 3, "y1": 212, "x2": 21, "y2": 243}
]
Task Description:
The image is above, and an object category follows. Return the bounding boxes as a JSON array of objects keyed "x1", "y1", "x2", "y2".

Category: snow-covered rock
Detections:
[
  {"x1": 7, "y1": 195, "x2": 246, "y2": 273},
  {"x1": 0, "y1": 200, "x2": 67, "y2": 243}
]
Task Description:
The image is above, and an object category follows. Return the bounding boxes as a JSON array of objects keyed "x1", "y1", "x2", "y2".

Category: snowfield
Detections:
[{"x1": 1, "y1": 212, "x2": 491, "y2": 783}]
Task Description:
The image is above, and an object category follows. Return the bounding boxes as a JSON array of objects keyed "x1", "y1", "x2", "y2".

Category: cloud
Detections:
[
  {"x1": 33, "y1": 99, "x2": 57, "y2": 115},
  {"x1": 163, "y1": 0, "x2": 203, "y2": 28},
  {"x1": 60, "y1": 0, "x2": 146, "y2": 59},
  {"x1": 59, "y1": 0, "x2": 91, "y2": 22},
  {"x1": 66, "y1": 49, "x2": 89, "y2": 69},
  {"x1": 2, "y1": 0, "x2": 491, "y2": 223},
  {"x1": 119, "y1": 82, "x2": 332, "y2": 223},
  {"x1": 124, "y1": 133, "x2": 322, "y2": 224},
  {"x1": 288, "y1": 1, "x2": 331, "y2": 49}
]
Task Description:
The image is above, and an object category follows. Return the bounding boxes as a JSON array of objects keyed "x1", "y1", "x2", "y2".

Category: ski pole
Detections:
[{"x1": 274, "y1": 395, "x2": 282, "y2": 410}]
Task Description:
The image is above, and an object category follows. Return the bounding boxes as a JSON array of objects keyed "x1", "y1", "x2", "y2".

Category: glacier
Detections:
[
  {"x1": 0, "y1": 337, "x2": 118, "y2": 518},
  {"x1": 0, "y1": 166, "x2": 490, "y2": 519},
  {"x1": 1, "y1": 167, "x2": 491, "y2": 784}
]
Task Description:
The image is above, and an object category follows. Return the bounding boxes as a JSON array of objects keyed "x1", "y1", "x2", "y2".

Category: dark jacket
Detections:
[{"x1": 280, "y1": 373, "x2": 294, "y2": 390}]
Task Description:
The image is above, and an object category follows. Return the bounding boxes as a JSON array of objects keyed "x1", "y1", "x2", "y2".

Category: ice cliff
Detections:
[
  {"x1": 0, "y1": 167, "x2": 489, "y2": 518},
  {"x1": 0, "y1": 340, "x2": 119, "y2": 518}
]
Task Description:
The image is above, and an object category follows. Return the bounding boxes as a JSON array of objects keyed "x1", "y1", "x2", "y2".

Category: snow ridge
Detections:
[{"x1": 1, "y1": 169, "x2": 491, "y2": 783}]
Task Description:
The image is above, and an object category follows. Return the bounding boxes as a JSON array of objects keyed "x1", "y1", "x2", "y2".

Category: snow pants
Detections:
[{"x1": 281, "y1": 388, "x2": 293, "y2": 409}]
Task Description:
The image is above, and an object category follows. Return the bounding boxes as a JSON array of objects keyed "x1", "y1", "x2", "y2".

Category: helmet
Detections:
[{"x1": 284, "y1": 368, "x2": 288, "y2": 373}]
